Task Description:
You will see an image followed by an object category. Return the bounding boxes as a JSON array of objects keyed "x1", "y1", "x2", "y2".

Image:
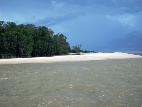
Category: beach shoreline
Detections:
[{"x1": 0, "y1": 52, "x2": 142, "y2": 65}]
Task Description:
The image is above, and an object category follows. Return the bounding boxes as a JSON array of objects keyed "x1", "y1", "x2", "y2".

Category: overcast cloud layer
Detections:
[{"x1": 0, "y1": 0, "x2": 142, "y2": 51}]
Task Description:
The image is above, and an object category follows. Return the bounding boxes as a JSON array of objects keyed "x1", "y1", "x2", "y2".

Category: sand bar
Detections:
[{"x1": 0, "y1": 52, "x2": 142, "y2": 64}]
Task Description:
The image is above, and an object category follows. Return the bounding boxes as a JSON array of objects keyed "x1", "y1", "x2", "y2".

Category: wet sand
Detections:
[{"x1": 0, "y1": 59, "x2": 142, "y2": 107}]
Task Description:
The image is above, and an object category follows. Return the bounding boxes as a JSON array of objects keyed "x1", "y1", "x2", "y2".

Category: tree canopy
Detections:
[{"x1": 0, "y1": 21, "x2": 71, "y2": 58}]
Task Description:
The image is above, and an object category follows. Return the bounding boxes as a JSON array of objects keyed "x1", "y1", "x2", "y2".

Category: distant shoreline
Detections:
[
  {"x1": 0, "y1": 52, "x2": 142, "y2": 65},
  {"x1": 127, "y1": 52, "x2": 142, "y2": 56}
]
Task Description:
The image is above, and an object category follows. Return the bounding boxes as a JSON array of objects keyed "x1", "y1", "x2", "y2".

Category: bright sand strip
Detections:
[{"x1": 0, "y1": 52, "x2": 142, "y2": 65}]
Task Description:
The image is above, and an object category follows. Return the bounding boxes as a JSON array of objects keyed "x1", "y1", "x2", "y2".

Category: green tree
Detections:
[
  {"x1": 53, "y1": 33, "x2": 70, "y2": 55},
  {"x1": 71, "y1": 45, "x2": 81, "y2": 54},
  {"x1": 16, "y1": 24, "x2": 33, "y2": 56},
  {"x1": 0, "y1": 20, "x2": 71, "y2": 58},
  {"x1": 32, "y1": 26, "x2": 52, "y2": 56}
]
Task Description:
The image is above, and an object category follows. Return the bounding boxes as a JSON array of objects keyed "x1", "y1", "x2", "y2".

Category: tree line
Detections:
[{"x1": 0, "y1": 21, "x2": 71, "y2": 58}]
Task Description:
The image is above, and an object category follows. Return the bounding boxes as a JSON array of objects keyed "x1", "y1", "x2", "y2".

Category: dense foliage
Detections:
[
  {"x1": 71, "y1": 45, "x2": 96, "y2": 54},
  {"x1": 0, "y1": 21, "x2": 70, "y2": 58},
  {"x1": 71, "y1": 45, "x2": 81, "y2": 54}
]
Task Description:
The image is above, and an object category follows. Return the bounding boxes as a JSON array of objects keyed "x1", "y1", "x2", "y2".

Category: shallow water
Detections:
[{"x1": 0, "y1": 59, "x2": 142, "y2": 107}]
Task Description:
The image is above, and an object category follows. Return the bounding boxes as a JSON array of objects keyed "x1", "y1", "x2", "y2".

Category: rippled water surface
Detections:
[{"x1": 0, "y1": 59, "x2": 142, "y2": 107}]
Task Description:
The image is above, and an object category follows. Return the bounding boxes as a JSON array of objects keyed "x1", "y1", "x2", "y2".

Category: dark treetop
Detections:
[{"x1": 0, "y1": 21, "x2": 71, "y2": 58}]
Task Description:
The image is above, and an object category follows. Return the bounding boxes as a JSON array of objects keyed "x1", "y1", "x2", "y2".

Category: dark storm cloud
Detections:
[{"x1": 0, "y1": 0, "x2": 142, "y2": 50}]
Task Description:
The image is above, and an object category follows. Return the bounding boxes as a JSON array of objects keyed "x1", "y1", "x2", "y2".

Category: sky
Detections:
[{"x1": 0, "y1": 0, "x2": 142, "y2": 51}]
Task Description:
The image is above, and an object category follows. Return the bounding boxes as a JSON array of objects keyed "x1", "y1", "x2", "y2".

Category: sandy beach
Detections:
[{"x1": 0, "y1": 52, "x2": 142, "y2": 64}]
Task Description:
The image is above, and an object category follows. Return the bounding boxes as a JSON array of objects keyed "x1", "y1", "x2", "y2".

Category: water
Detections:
[
  {"x1": 0, "y1": 59, "x2": 142, "y2": 107},
  {"x1": 130, "y1": 52, "x2": 142, "y2": 56}
]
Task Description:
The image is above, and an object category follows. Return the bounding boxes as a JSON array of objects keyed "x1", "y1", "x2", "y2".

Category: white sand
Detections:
[{"x1": 0, "y1": 52, "x2": 142, "y2": 65}]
